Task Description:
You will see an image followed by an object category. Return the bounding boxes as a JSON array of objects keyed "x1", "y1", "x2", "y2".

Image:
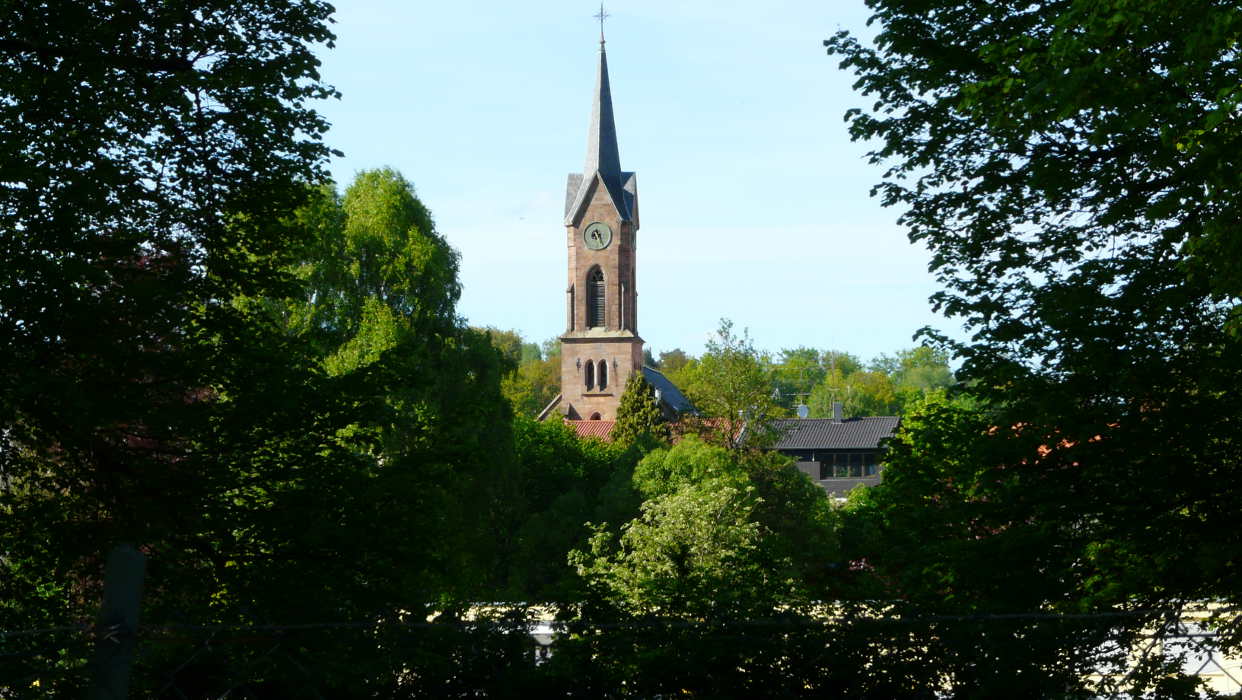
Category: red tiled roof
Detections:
[{"x1": 566, "y1": 420, "x2": 616, "y2": 440}]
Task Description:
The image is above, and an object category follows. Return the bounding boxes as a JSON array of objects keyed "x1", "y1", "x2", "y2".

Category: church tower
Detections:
[{"x1": 559, "y1": 35, "x2": 641, "y2": 421}]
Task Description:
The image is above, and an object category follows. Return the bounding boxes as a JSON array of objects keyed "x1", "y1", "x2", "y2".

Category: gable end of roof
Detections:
[{"x1": 564, "y1": 171, "x2": 634, "y2": 227}]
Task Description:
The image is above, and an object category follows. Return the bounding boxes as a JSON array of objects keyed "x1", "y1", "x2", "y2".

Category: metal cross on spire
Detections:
[{"x1": 594, "y1": 3, "x2": 610, "y2": 44}]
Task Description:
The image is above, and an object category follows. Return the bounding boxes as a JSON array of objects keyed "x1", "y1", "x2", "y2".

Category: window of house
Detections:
[
  {"x1": 597, "y1": 359, "x2": 608, "y2": 390},
  {"x1": 832, "y1": 454, "x2": 849, "y2": 478},
  {"x1": 587, "y1": 267, "x2": 605, "y2": 327},
  {"x1": 827, "y1": 452, "x2": 877, "y2": 478},
  {"x1": 584, "y1": 359, "x2": 595, "y2": 390}
]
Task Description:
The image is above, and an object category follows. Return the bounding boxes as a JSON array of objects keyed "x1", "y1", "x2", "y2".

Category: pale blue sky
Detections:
[{"x1": 315, "y1": 1, "x2": 963, "y2": 361}]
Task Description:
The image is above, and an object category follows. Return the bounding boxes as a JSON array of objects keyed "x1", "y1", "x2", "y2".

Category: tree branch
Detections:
[{"x1": 0, "y1": 38, "x2": 194, "y2": 73}]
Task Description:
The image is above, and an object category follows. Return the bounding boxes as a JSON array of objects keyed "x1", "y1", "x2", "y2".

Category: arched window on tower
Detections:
[
  {"x1": 587, "y1": 267, "x2": 605, "y2": 328},
  {"x1": 597, "y1": 359, "x2": 608, "y2": 390},
  {"x1": 584, "y1": 358, "x2": 595, "y2": 390}
]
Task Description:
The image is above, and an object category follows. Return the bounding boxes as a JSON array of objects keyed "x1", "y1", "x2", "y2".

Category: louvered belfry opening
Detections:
[{"x1": 587, "y1": 267, "x2": 605, "y2": 328}]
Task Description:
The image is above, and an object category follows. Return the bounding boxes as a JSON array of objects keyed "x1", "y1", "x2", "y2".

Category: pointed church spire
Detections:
[
  {"x1": 584, "y1": 38, "x2": 621, "y2": 178},
  {"x1": 565, "y1": 13, "x2": 635, "y2": 225}
]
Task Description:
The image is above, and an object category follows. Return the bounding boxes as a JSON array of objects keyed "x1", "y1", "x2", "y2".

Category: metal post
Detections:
[{"x1": 88, "y1": 543, "x2": 146, "y2": 700}]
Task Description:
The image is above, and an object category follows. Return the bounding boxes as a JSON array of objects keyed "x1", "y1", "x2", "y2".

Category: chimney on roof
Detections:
[{"x1": 832, "y1": 401, "x2": 844, "y2": 421}]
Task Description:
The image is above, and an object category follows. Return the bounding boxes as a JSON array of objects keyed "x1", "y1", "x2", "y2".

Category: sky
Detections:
[{"x1": 314, "y1": 1, "x2": 965, "y2": 362}]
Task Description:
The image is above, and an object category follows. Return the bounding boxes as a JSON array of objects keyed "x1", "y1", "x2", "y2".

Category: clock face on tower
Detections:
[{"x1": 583, "y1": 221, "x2": 613, "y2": 250}]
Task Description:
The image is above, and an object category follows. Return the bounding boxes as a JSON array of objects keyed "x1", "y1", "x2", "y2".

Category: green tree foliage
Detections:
[
  {"x1": 287, "y1": 169, "x2": 463, "y2": 373},
  {"x1": 177, "y1": 169, "x2": 515, "y2": 691},
  {"x1": 520, "y1": 341, "x2": 543, "y2": 365},
  {"x1": 770, "y1": 347, "x2": 827, "y2": 412},
  {"x1": 869, "y1": 347, "x2": 954, "y2": 394},
  {"x1": 837, "y1": 394, "x2": 1131, "y2": 695},
  {"x1": 828, "y1": 0, "x2": 1242, "y2": 692},
  {"x1": 561, "y1": 438, "x2": 848, "y2": 696},
  {"x1": 630, "y1": 436, "x2": 745, "y2": 498},
  {"x1": 481, "y1": 327, "x2": 525, "y2": 368},
  {"x1": 267, "y1": 168, "x2": 514, "y2": 602},
  {"x1": 585, "y1": 437, "x2": 839, "y2": 610},
  {"x1": 573, "y1": 482, "x2": 775, "y2": 618},
  {"x1": 821, "y1": 349, "x2": 864, "y2": 377},
  {"x1": 657, "y1": 348, "x2": 690, "y2": 374},
  {"x1": 611, "y1": 372, "x2": 669, "y2": 446},
  {"x1": 492, "y1": 332, "x2": 561, "y2": 418},
  {"x1": 642, "y1": 346, "x2": 657, "y2": 368},
  {"x1": 807, "y1": 369, "x2": 899, "y2": 417},
  {"x1": 654, "y1": 348, "x2": 696, "y2": 397},
  {"x1": 0, "y1": 0, "x2": 342, "y2": 692},
  {"x1": 678, "y1": 319, "x2": 780, "y2": 447},
  {"x1": 498, "y1": 416, "x2": 641, "y2": 600},
  {"x1": 802, "y1": 346, "x2": 954, "y2": 418},
  {"x1": 4, "y1": 139, "x2": 516, "y2": 696}
]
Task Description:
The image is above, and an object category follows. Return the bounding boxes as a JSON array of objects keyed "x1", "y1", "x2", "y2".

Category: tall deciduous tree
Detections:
[
  {"x1": 563, "y1": 438, "x2": 844, "y2": 696},
  {"x1": 804, "y1": 347, "x2": 954, "y2": 417},
  {"x1": 679, "y1": 319, "x2": 779, "y2": 447},
  {"x1": 495, "y1": 416, "x2": 642, "y2": 600},
  {"x1": 770, "y1": 347, "x2": 827, "y2": 412},
  {"x1": 0, "y1": 0, "x2": 337, "y2": 456},
  {"x1": 158, "y1": 170, "x2": 514, "y2": 694},
  {"x1": 573, "y1": 481, "x2": 773, "y2": 618},
  {"x1": 482, "y1": 327, "x2": 525, "y2": 368},
  {"x1": 288, "y1": 168, "x2": 463, "y2": 374},
  {"x1": 838, "y1": 393, "x2": 1126, "y2": 695},
  {"x1": 828, "y1": 0, "x2": 1242, "y2": 692},
  {"x1": 268, "y1": 168, "x2": 514, "y2": 605},
  {"x1": 657, "y1": 348, "x2": 691, "y2": 375},
  {"x1": 0, "y1": 0, "x2": 341, "y2": 692},
  {"x1": 575, "y1": 437, "x2": 835, "y2": 617},
  {"x1": 807, "y1": 369, "x2": 899, "y2": 418}
]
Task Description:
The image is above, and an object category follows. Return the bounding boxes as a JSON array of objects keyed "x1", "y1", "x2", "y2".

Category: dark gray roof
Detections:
[
  {"x1": 564, "y1": 171, "x2": 636, "y2": 224},
  {"x1": 771, "y1": 417, "x2": 900, "y2": 451},
  {"x1": 585, "y1": 43, "x2": 620, "y2": 179},
  {"x1": 642, "y1": 366, "x2": 694, "y2": 414},
  {"x1": 564, "y1": 43, "x2": 635, "y2": 224}
]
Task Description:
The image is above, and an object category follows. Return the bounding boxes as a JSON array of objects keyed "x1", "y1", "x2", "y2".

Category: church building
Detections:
[
  {"x1": 558, "y1": 34, "x2": 640, "y2": 422},
  {"x1": 539, "y1": 33, "x2": 692, "y2": 426},
  {"x1": 536, "y1": 27, "x2": 899, "y2": 499}
]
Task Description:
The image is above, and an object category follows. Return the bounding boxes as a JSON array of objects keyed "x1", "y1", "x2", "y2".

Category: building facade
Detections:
[{"x1": 770, "y1": 409, "x2": 900, "y2": 498}]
